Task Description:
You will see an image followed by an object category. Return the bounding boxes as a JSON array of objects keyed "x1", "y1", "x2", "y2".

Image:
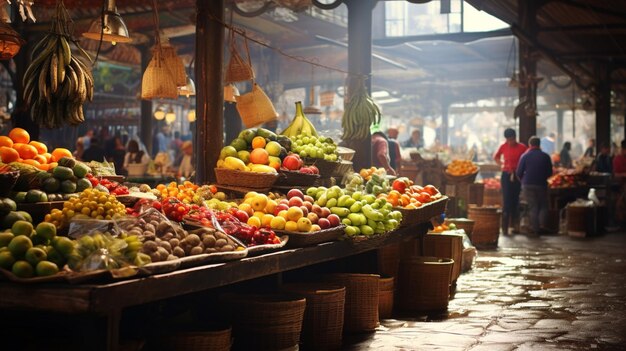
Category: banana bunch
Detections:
[
  {"x1": 342, "y1": 77, "x2": 381, "y2": 140},
  {"x1": 280, "y1": 101, "x2": 318, "y2": 138},
  {"x1": 22, "y1": 2, "x2": 93, "y2": 129}
]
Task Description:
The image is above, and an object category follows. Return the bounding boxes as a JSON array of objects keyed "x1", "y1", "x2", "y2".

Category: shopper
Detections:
[
  {"x1": 73, "y1": 137, "x2": 85, "y2": 160},
  {"x1": 493, "y1": 128, "x2": 527, "y2": 235},
  {"x1": 559, "y1": 142, "x2": 573, "y2": 168},
  {"x1": 402, "y1": 129, "x2": 423, "y2": 149},
  {"x1": 387, "y1": 127, "x2": 401, "y2": 173},
  {"x1": 540, "y1": 132, "x2": 556, "y2": 155},
  {"x1": 516, "y1": 136, "x2": 553, "y2": 235},
  {"x1": 371, "y1": 130, "x2": 397, "y2": 176},
  {"x1": 613, "y1": 140, "x2": 626, "y2": 177},
  {"x1": 178, "y1": 141, "x2": 194, "y2": 178},
  {"x1": 81, "y1": 138, "x2": 105, "y2": 162},
  {"x1": 595, "y1": 144, "x2": 612, "y2": 173},
  {"x1": 123, "y1": 140, "x2": 151, "y2": 174},
  {"x1": 583, "y1": 138, "x2": 595, "y2": 158}
]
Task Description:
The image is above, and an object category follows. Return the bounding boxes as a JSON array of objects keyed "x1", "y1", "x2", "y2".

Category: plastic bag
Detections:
[{"x1": 69, "y1": 231, "x2": 144, "y2": 276}]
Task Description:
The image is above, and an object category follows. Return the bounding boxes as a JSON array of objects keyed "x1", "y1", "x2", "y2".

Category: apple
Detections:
[
  {"x1": 235, "y1": 210, "x2": 249, "y2": 223},
  {"x1": 318, "y1": 218, "x2": 330, "y2": 229},
  {"x1": 320, "y1": 207, "x2": 331, "y2": 218},
  {"x1": 327, "y1": 214, "x2": 341, "y2": 227},
  {"x1": 288, "y1": 197, "x2": 304, "y2": 208},
  {"x1": 311, "y1": 204, "x2": 323, "y2": 216},
  {"x1": 279, "y1": 198, "x2": 289, "y2": 206},
  {"x1": 307, "y1": 212, "x2": 319, "y2": 224},
  {"x1": 273, "y1": 204, "x2": 289, "y2": 216},
  {"x1": 300, "y1": 206, "x2": 309, "y2": 217},
  {"x1": 309, "y1": 165, "x2": 319, "y2": 175},
  {"x1": 303, "y1": 201, "x2": 313, "y2": 212},
  {"x1": 311, "y1": 224, "x2": 321, "y2": 232},
  {"x1": 297, "y1": 217, "x2": 313, "y2": 232},
  {"x1": 300, "y1": 167, "x2": 314, "y2": 174},
  {"x1": 287, "y1": 189, "x2": 304, "y2": 200},
  {"x1": 283, "y1": 154, "x2": 302, "y2": 171},
  {"x1": 303, "y1": 195, "x2": 315, "y2": 203},
  {"x1": 286, "y1": 207, "x2": 304, "y2": 222}
]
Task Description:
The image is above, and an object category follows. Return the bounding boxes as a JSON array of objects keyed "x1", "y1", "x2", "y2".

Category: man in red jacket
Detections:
[{"x1": 494, "y1": 128, "x2": 527, "y2": 235}]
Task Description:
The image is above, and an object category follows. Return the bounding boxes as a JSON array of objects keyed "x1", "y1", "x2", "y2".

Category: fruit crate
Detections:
[
  {"x1": 396, "y1": 196, "x2": 449, "y2": 227},
  {"x1": 275, "y1": 170, "x2": 320, "y2": 186},
  {"x1": 303, "y1": 158, "x2": 341, "y2": 177},
  {"x1": 214, "y1": 168, "x2": 279, "y2": 190},
  {"x1": 276, "y1": 225, "x2": 345, "y2": 248}
]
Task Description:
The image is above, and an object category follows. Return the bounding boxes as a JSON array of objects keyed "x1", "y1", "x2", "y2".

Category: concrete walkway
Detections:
[{"x1": 345, "y1": 233, "x2": 626, "y2": 350}]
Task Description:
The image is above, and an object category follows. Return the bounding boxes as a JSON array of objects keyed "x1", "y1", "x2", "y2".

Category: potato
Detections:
[
  {"x1": 157, "y1": 222, "x2": 171, "y2": 234},
  {"x1": 162, "y1": 232, "x2": 174, "y2": 241},
  {"x1": 205, "y1": 248, "x2": 217, "y2": 254},
  {"x1": 158, "y1": 241, "x2": 172, "y2": 252},
  {"x1": 167, "y1": 255, "x2": 178, "y2": 261},
  {"x1": 190, "y1": 246, "x2": 204, "y2": 255},
  {"x1": 143, "y1": 240, "x2": 158, "y2": 252},
  {"x1": 186, "y1": 234, "x2": 201, "y2": 247},
  {"x1": 221, "y1": 244, "x2": 234, "y2": 252},
  {"x1": 143, "y1": 232, "x2": 156, "y2": 241},
  {"x1": 173, "y1": 246, "x2": 185, "y2": 258},
  {"x1": 202, "y1": 235, "x2": 216, "y2": 248},
  {"x1": 157, "y1": 247, "x2": 169, "y2": 261},
  {"x1": 215, "y1": 238, "x2": 227, "y2": 248},
  {"x1": 215, "y1": 232, "x2": 228, "y2": 240},
  {"x1": 169, "y1": 238, "x2": 180, "y2": 248},
  {"x1": 144, "y1": 223, "x2": 156, "y2": 233}
]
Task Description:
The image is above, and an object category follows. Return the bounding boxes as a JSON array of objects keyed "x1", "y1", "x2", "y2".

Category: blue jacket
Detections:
[{"x1": 516, "y1": 147, "x2": 553, "y2": 187}]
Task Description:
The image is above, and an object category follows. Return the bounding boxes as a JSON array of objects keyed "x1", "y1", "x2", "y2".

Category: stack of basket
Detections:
[
  {"x1": 467, "y1": 205, "x2": 501, "y2": 248},
  {"x1": 397, "y1": 257, "x2": 454, "y2": 312},
  {"x1": 324, "y1": 274, "x2": 380, "y2": 333}
]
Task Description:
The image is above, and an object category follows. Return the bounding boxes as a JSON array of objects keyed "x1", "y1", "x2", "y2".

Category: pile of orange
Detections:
[
  {"x1": 155, "y1": 181, "x2": 204, "y2": 204},
  {"x1": 0, "y1": 128, "x2": 73, "y2": 171},
  {"x1": 445, "y1": 159, "x2": 478, "y2": 176},
  {"x1": 359, "y1": 167, "x2": 386, "y2": 181},
  {"x1": 382, "y1": 184, "x2": 442, "y2": 209}
]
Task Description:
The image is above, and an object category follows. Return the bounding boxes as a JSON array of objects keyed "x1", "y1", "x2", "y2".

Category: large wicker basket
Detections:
[
  {"x1": 467, "y1": 205, "x2": 501, "y2": 248},
  {"x1": 397, "y1": 196, "x2": 449, "y2": 226},
  {"x1": 377, "y1": 242, "x2": 401, "y2": 278},
  {"x1": 161, "y1": 327, "x2": 231, "y2": 351},
  {"x1": 378, "y1": 276, "x2": 394, "y2": 319},
  {"x1": 423, "y1": 233, "x2": 464, "y2": 284},
  {"x1": 214, "y1": 168, "x2": 279, "y2": 190},
  {"x1": 483, "y1": 188, "x2": 502, "y2": 207},
  {"x1": 444, "y1": 218, "x2": 475, "y2": 236},
  {"x1": 397, "y1": 257, "x2": 453, "y2": 312},
  {"x1": 324, "y1": 273, "x2": 380, "y2": 333},
  {"x1": 444, "y1": 170, "x2": 478, "y2": 184},
  {"x1": 275, "y1": 170, "x2": 320, "y2": 186},
  {"x1": 282, "y1": 283, "x2": 346, "y2": 351},
  {"x1": 220, "y1": 293, "x2": 306, "y2": 351}
]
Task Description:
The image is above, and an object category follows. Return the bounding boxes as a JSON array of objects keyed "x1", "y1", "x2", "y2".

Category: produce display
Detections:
[
  {"x1": 217, "y1": 127, "x2": 284, "y2": 173},
  {"x1": 0, "y1": 127, "x2": 73, "y2": 171},
  {"x1": 445, "y1": 159, "x2": 478, "y2": 176},
  {"x1": 383, "y1": 179, "x2": 443, "y2": 209},
  {"x1": 0, "y1": 197, "x2": 33, "y2": 229},
  {"x1": 70, "y1": 231, "x2": 149, "y2": 271},
  {"x1": 45, "y1": 189, "x2": 127, "y2": 228},
  {"x1": 483, "y1": 178, "x2": 501, "y2": 190},
  {"x1": 280, "y1": 153, "x2": 320, "y2": 175},
  {"x1": 281, "y1": 101, "x2": 319, "y2": 138},
  {"x1": 548, "y1": 169, "x2": 584, "y2": 188},
  {"x1": 341, "y1": 77, "x2": 381, "y2": 140}
]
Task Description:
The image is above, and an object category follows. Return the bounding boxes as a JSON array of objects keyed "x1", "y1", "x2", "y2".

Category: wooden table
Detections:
[{"x1": 0, "y1": 223, "x2": 429, "y2": 351}]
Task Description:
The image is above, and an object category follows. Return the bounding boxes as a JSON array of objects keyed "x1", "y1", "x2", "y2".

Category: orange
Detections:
[
  {"x1": 42, "y1": 153, "x2": 53, "y2": 163},
  {"x1": 249, "y1": 148, "x2": 269, "y2": 165},
  {"x1": 29, "y1": 141, "x2": 47, "y2": 155},
  {"x1": 21, "y1": 159, "x2": 40, "y2": 168},
  {"x1": 0, "y1": 146, "x2": 19, "y2": 163},
  {"x1": 16, "y1": 144, "x2": 38, "y2": 160},
  {"x1": 8, "y1": 128, "x2": 30, "y2": 144},
  {"x1": 0, "y1": 136, "x2": 13, "y2": 148},
  {"x1": 34, "y1": 155, "x2": 48, "y2": 164},
  {"x1": 51, "y1": 148, "x2": 72, "y2": 161},
  {"x1": 48, "y1": 162, "x2": 58, "y2": 169},
  {"x1": 251, "y1": 136, "x2": 267, "y2": 149}
]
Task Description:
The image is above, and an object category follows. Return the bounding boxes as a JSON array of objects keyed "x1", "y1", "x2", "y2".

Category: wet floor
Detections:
[{"x1": 344, "y1": 233, "x2": 626, "y2": 350}]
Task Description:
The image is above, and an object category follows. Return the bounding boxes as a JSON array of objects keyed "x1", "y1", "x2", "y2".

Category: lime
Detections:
[
  {"x1": 230, "y1": 138, "x2": 248, "y2": 152},
  {"x1": 220, "y1": 146, "x2": 239, "y2": 160}
]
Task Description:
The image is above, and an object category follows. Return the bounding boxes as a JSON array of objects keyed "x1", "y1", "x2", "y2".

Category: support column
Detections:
[
  {"x1": 344, "y1": 0, "x2": 374, "y2": 171},
  {"x1": 224, "y1": 102, "x2": 242, "y2": 144},
  {"x1": 556, "y1": 109, "x2": 564, "y2": 150},
  {"x1": 595, "y1": 63, "x2": 611, "y2": 153},
  {"x1": 195, "y1": 0, "x2": 225, "y2": 183},
  {"x1": 517, "y1": 0, "x2": 539, "y2": 143},
  {"x1": 139, "y1": 45, "x2": 153, "y2": 155},
  {"x1": 10, "y1": 21, "x2": 39, "y2": 140},
  {"x1": 441, "y1": 98, "x2": 450, "y2": 146}
]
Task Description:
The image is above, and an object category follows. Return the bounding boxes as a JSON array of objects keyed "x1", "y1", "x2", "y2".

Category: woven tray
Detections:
[
  {"x1": 275, "y1": 170, "x2": 320, "y2": 186},
  {"x1": 443, "y1": 170, "x2": 478, "y2": 183},
  {"x1": 214, "y1": 168, "x2": 279, "y2": 190},
  {"x1": 303, "y1": 158, "x2": 341, "y2": 177},
  {"x1": 276, "y1": 225, "x2": 345, "y2": 248},
  {"x1": 246, "y1": 235, "x2": 289, "y2": 256},
  {"x1": 396, "y1": 196, "x2": 449, "y2": 226}
]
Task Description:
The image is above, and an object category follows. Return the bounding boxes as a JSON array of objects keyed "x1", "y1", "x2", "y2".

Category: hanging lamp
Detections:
[
  {"x1": 187, "y1": 110, "x2": 196, "y2": 122},
  {"x1": 0, "y1": 21, "x2": 25, "y2": 60},
  {"x1": 178, "y1": 75, "x2": 196, "y2": 98},
  {"x1": 303, "y1": 65, "x2": 322, "y2": 115},
  {"x1": 165, "y1": 107, "x2": 176, "y2": 123},
  {"x1": 154, "y1": 105, "x2": 165, "y2": 120},
  {"x1": 224, "y1": 83, "x2": 240, "y2": 103},
  {"x1": 82, "y1": 0, "x2": 132, "y2": 45}
]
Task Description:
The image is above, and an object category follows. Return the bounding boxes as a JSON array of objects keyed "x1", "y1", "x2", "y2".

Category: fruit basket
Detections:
[
  {"x1": 245, "y1": 235, "x2": 289, "y2": 256},
  {"x1": 276, "y1": 225, "x2": 345, "y2": 248},
  {"x1": 396, "y1": 196, "x2": 449, "y2": 226},
  {"x1": 16, "y1": 201, "x2": 65, "y2": 223},
  {"x1": 443, "y1": 169, "x2": 478, "y2": 183},
  {"x1": 337, "y1": 146, "x2": 355, "y2": 161},
  {"x1": 332, "y1": 160, "x2": 354, "y2": 178},
  {"x1": 275, "y1": 170, "x2": 320, "y2": 186},
  {"x1": 214, "y1": 168, "x2": 279, "y2": 190},
  {"x1": 303, "y1": 158, "x2": 341, "y2": 177}
]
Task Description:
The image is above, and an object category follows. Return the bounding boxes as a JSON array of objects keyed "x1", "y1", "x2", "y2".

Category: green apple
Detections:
[{"x1": 25, "y1": 247, "x2": 47, "y2": 266}]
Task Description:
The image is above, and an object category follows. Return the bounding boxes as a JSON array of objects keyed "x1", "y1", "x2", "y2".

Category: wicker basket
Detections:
[
  {"x1": 160, "y1": 44, "x2": 187, "y2": 87},
  {"x1": 397, "y1": 257, "x2": 453, "y2": 311},
  {"x1": 467, "y1": 205, "x2": 501, "y2": 248},
  {"x1": 423, "y1": 233, "x2": 464, "y2": 284},
  {"x1": 224, "y1": 31, "x2": 255, "y2": 84},
  {"x1": 377, "y1": 242, "x2": 401, "y2": 278},
  {"x1": 397, "y1": 196, "x2": 449, "y2": 226},
  {"x1": 161, "y1": 327, "x2": 231, "y2": 351},
  {"x1": 220, "y1": 293, "x2": 306, "y2": 351},
  {"x1": 278, "y1": 225, "x2": 344, "y2": 248},
  {"x1": 444, "y1": 170, "x2": 478, "y2": 184},
  {"x1": 303, "y1": 158, "x2": 341, "y2": 178},
  {"x1": 337, "y1": 147, "x2": 355, "y2": 161},
  {"x1": 483, "y1": 188, "x2": 502, "y2": 207},
  {"x1": 324, "y1": 273, "x2": 380, "y2": 333},
  {"x1": 444, "y1": 218, "x2": 475, "y2": 236},
  {"x1": 276, "y1": 170, "x2": 320, "y2": 186},
  {"x1": 0, "y1": 171, "x2": 19, "y2": 197},
  {"x1": 378, "y1": 276, "x2": 394, "y2": 319},
  {"x1": 235, "y1": 83, "x2": 279, "y2": 128},
  {"x1": 282, "y1": 283, "x2": 345, "y2": 351},
  {"x1": 214, "y1": 168, "x2": 278, "y2": 190},
  {"x1": 141, "y1": 44, "x2": 178, "y2": 99}
]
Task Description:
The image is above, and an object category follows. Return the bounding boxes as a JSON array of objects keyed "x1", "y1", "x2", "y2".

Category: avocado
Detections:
[
  {"x1": 42, "y1": 177, "x2": 61, "y2": 193},
  {"x1": 52, "y1": 166, "x2": 74, "y2": 181},
  {"x1": 13, "y1": 192, "x2": 27, "y2": 203},
  {"x1": 2, "y1": 211, "x2": 26, "y2": 229},
  {"x1": 256, "y1": 128, "x2": 277, "y2": 141},
  {"x1": 72, "y1": 163, "x2": 91, "y2": 178},
  {"x1": 16, "y1": 211, "x2": 32, "y2": 223},
  {"x1": 0, "y1": 198, "x2": 17, "y2": 216},
  {"x1": 57, "y1": 157, "x2": 76, "y2": 168},
  {"x1": 76, "y1": 178, "x2": 92, "y2": 192},
  {"x1": 60, "y1": 180, "x2": 77, "y2": 194},
  {"x1": 25, "y1": 189, "x2": 47, "y2": 203}
]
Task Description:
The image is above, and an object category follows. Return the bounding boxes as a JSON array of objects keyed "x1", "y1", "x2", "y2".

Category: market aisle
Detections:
[{"x1": 344, "y1": 233, "x2": 626, "y2": 351}]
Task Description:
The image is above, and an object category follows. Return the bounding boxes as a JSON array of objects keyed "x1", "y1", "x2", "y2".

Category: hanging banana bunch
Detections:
[
  {"x1": 23, "y1": 1, "x2": 93, "y2": 128},
  {"x1": 280, "y1": 101, "x2": 318, "y2": 138},
  {"x1": 341, "y1": 76, "x2": 381, "y2": 140}
]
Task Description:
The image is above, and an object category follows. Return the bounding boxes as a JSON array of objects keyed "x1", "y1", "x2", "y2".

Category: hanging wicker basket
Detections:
[
  {"x1": 224, "y1": 31, "x2": 255, "y2": 84},
  {"x1": 160, "y1": 44, "x2": 187, "y2": 87},
  {"x1": 141, "y1": 47, "x2": 178, "y2": 99},
  {"x1": 235, "y1": 83, "x2": 279, "y2": 128}
]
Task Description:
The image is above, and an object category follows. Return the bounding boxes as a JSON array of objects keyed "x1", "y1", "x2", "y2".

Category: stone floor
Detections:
[{"x1": 344, "y1": 232, "x2": 626, "y2": 351}]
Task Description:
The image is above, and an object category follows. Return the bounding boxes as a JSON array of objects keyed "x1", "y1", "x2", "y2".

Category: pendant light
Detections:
[
  {"x1": 303, "y1": 66, "x2": 321, "y2": 115},
  {"x1": 178, "y1": 75, "x2": 196, "y2": 98},
  {"x1": 0, "y1": 21, "x2": 25, "y2": 60},
  {"x1": 82, "y1": 0, "x2": 132, "y2": 45},
  {"x1": 187, "y1": 110, "x2": 196, "y2": 122},
  {"x1": 224, "y1": 83, "x2": 240, "y2": 103},
  {"x1": 154, "y1": 105, "x2": 165, "y2": 120},
  {"x1": 165, "y1": 106, "x2": 176, "y2": 123}
]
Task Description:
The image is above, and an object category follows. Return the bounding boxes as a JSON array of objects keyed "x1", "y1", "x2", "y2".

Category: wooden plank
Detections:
[{"x1": 0, "y1": 284, "x2": 92, "y2": 313}]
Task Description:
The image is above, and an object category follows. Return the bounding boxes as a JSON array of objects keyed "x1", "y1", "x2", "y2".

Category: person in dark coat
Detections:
[{"x1": 81, "y1": 138, "x2": 105, "y2": 162}]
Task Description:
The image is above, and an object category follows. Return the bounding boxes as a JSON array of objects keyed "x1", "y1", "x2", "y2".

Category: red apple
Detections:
[
  {"x1": 318, "y1": 218, "x2": 331, "y2": 229},
  {"x1": 307, "y1": 212, "x2": 319, "y2": 224},
  {"x1": 282, "y1": 154, "x2": 302, "y2": 171},
  {"x1": 300, "y1": 206, "x2": 309, "y2": 217},
  {"x1": 300, "y1": 167, "x2": 314, "y2": 174},
  {"x1": 287, "y1": 189, "x2": 304, "y2": 200},
  {"x1": 279, "y1": 199, "x2": 289, "y2": 206},
  {"x1": 327, "y1": 214, "x2": 340, "y2": 227},
  {"x1": 303, "y1": 195, "x2": 315, "y2": 203},
  {"x1": 273, "y1": 204, "x2": 289, "y2": 216},
  {"x1": 303, "y1": 201, "x2": 313, "y2": 212},
  {"x1": 288, "y1": 196, "x2": 304, "y2": 208},
  {"x1": 312, "y1": 204, "x2": 323, "y2": 216},
  {"x1": 235, "y1": 210, "x2": 249, "y2": 223},
  {"x1": 309, "y1": 165, "x2": 319, "y2": 175},
  {"x1": 320, "y1": 207, "x2": 331, "y2": 218}
]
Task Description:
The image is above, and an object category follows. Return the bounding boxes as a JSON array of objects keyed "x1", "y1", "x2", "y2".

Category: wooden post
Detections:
[
  {"x1": 224, "y1": 102, "x2": 242, "y2": 145},
  {"x1": 556, "y1": 109, "x2": 564, "y2": 150},
  {"x1": 441, "y1": 98, "x2": 450, "y2": 146},
  {"x1": 595, "y1": 63, "x2": 611, "y2": 154},
  {"x1": 517, "y1": 0, "x2": 538, "y2": 143},
  {"x1": 344, "y1": 0, "x2": 375, "y2": 171},
  {"x1": 195, "y1": 0, "x2": 225, "y2": 183},
  {"x1": 10, "y1": 19, "x2": 39, "y2": 140},
  {"x1": 139, "y1": 45, "x2": 153, "y2": 155}
]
